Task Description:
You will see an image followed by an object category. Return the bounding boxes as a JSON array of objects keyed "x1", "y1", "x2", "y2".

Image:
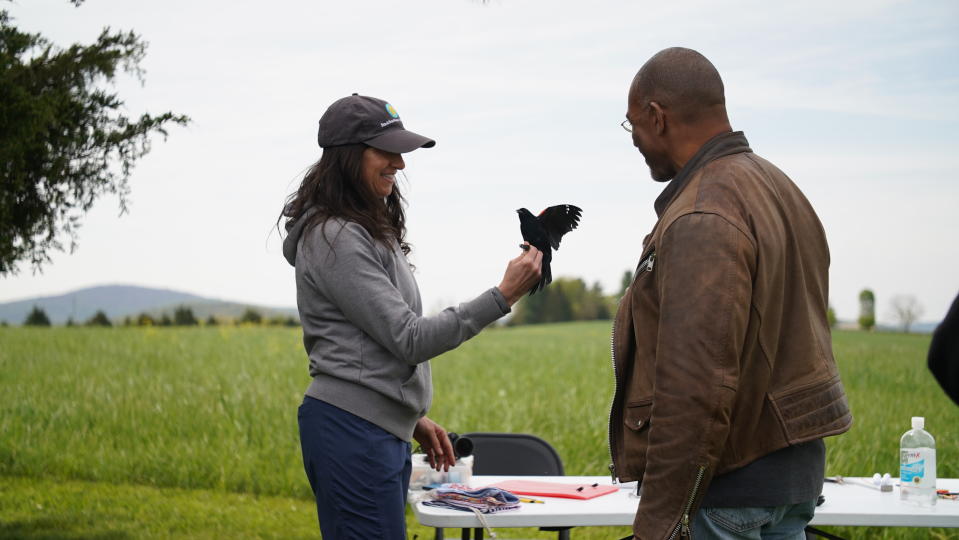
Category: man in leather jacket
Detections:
[{"x1": 610, "y1": 47, "x2": 853, "y2": 539}]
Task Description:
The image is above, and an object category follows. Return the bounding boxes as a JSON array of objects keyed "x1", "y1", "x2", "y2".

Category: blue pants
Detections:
[
  {"x1": 692, "y1": 500, "x2": 817, "y2": 539},
  {"x1": 297, "y1": 396, "x2": 412, "y2": 540}
]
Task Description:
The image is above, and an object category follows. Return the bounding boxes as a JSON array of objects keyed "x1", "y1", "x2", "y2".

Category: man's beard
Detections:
[{"x1": 645, "y1": 155, "x2": 675, "y2": 182}]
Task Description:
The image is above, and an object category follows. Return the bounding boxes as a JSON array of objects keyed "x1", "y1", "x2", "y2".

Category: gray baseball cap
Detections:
[{"x1": 317, "y1": 93, "x2": 436, "y2": 153}]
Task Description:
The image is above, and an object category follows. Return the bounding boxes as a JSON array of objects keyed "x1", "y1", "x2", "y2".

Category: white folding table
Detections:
[{"x1": 412, "y1": 475, "x2": 959, "y2": 532}]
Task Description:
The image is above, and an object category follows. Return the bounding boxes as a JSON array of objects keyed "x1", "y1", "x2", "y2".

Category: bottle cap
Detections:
[{"x1": 911, "y1": 416, "x2": 924, "y2": 429}]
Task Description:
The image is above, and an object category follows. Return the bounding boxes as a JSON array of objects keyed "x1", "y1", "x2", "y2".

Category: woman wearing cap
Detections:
[{"x1": 281, "y1": 94, "x2": 542, "y2": 539}]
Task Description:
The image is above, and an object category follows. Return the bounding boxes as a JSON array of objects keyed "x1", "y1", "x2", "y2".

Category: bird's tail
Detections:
[{"x1": 528, "y1": 262, "x2": 552, "y2": 296}]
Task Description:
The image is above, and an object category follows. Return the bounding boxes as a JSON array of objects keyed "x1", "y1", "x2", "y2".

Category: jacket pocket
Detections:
[{"x1": 624, "y1": 399, "x2": 653, "y2": 432}]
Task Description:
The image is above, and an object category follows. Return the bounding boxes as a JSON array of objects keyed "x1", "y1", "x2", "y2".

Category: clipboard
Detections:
[{"x1": 489, "y1": 479, "x2": 618, "y2": 500}]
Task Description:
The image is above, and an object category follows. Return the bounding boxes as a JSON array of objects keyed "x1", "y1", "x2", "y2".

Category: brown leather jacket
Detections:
[{"x1": 608, "y1": 131, "x2": 852, "y2": 539}]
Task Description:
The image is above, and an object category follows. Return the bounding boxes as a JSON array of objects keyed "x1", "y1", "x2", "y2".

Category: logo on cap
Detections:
[{"x1": 386, "y1": 104, "x2": 399, "y2": 118}]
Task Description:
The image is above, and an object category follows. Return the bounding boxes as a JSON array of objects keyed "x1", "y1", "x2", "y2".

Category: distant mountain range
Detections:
[
  {"x1": 822, "y1": 320, "x2": 938, "y2": 334},
  {"x1": 876, "y1": 321, "x2": 938, "y2": 334},
  {"x1": 0, "y1": 284, "x2": 942, "y2": 332},
  {"x1": 0, "y1": 284, "x2": 297, "y2": 325}
]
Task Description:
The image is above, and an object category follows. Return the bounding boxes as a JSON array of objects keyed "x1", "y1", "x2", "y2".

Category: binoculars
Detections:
[{"x1": 448, "y1": 432, "x2": 473, "y2": 459}]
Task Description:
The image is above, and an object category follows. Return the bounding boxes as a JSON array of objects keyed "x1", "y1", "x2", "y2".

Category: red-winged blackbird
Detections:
[{"x1": 516, "y1": 204, "x2": 582, "y2": 295}]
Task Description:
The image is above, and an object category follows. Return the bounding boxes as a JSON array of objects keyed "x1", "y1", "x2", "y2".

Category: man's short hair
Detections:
[{"x1": 632, "y1": 47, "x2": 726, "y2": 123}]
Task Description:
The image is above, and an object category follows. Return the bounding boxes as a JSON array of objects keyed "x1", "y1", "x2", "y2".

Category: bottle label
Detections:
[
  {"x1": 900, "y1": 448, "x2": 935, "y2": 487},
  {"x1": 900, "y1": 457, "x2": 924, "y2": 482}
]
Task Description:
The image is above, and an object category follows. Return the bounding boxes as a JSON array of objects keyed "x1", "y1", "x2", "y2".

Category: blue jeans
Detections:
[
  {"x1": 692, "y1": 500, "x2": 817, "y2": 540},
  {"x1": 297, "y1": 396, "x2": 412, "y2": 540}
]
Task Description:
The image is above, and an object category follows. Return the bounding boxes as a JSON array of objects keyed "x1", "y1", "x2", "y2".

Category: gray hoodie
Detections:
[{"x1": 283, "y1": 209, "x2": 510, "y2": 441}]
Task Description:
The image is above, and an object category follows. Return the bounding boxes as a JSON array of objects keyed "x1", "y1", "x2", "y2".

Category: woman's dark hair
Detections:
[{"x1": 280, "y1": 143, "x2": 411, "y2": 255}]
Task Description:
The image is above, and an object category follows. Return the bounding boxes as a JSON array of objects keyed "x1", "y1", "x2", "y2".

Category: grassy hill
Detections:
[{"x1": 0, "y1": 323, "x2": 955, "y2": 539}]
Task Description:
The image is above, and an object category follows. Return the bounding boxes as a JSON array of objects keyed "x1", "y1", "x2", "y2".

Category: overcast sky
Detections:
[{"x1": 2, "y1": 0, "x2": 957, "y2": 325}]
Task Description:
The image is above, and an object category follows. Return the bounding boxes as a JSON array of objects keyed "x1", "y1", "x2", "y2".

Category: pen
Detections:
[{"x1": 518, "y1": 497, "x2": 545, "y2": 504}]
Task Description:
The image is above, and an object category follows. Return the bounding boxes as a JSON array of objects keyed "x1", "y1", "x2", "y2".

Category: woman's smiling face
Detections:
[{"x1": 361, "y1": 147, "x2": 405, "y2": 198}]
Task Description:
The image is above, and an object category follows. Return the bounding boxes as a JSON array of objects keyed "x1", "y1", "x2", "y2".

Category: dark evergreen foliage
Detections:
[
  {"x1": 85, "y1": 310, "x2": 111, "y2": 327},
  {"x1": 173, "y1": 306, "x2": 198, "y2": 326},
  {"x1": 0, "y1": 4, "x2": 188, "y2": 274},
  {"x1": 23, "y1": 305, "x2": 51, "y2": 326},
  {"x1": 238, "y1": 308, "x2": 262, "y2": 325}
]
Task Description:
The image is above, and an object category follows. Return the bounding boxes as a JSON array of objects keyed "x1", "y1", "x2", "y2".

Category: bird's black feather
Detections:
[
  {"x1": 516, "y1": 204, "x2": 582, "y2": 295},
  {"x1": 538, "y1": 205, "x2": 582, "y2": 250}
]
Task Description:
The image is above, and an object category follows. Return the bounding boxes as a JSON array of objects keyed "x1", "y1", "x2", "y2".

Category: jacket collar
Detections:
[{"x1": 653, "y1": 131, "x2": 752, "y2": 217}]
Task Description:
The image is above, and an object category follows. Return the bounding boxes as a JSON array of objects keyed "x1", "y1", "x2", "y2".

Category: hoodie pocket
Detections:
[{"x1": 399, "y1": 363, "x2": 431, "y2": 413}]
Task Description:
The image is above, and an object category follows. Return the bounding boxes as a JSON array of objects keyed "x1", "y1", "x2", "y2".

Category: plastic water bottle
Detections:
[{"x1": 899, "y1": 416, "x2": 937, "y2": 506}]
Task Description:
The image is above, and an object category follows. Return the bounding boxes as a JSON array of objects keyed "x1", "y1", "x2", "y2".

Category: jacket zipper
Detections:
[
  {"x1": 640, "y1": 252, "x2": 656, "y2": 273},
  {"x1": 608, "y1": 249, "x2": 656, "y2": 484},
  {"x1": 667, "y1": 465, "x2": 706, "y2": 540},
  {"x1": 607, "y1": 315, "x2": 620, "y2": 483}
]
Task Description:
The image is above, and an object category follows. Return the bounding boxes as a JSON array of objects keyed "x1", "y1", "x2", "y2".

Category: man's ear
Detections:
[{"x1": 649, "y1": 101, "x2": 666, "y2": 136}]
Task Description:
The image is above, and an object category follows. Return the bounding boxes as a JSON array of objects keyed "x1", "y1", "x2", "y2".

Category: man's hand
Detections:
[{"x1": 413, "y1": 416, "x2": 457, "y2": 472}]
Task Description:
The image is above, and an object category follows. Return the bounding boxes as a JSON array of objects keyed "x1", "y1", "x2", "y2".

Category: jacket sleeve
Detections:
[
  {"x1": 633, "y1": 212, "x2": 755, "y2": 539},
  {"x1": 304, "y1": 221, "x2": 510, "y2": 366}
]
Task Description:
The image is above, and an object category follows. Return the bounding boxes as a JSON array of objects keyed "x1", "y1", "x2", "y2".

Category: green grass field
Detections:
[{"x1": 0, "y1": 323, "x2": 956, "y2": 539}]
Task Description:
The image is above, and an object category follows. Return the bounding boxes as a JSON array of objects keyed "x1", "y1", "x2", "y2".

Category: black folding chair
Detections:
[{"x1": 432, "y1": 432, "x2": 571, "y2": 540}]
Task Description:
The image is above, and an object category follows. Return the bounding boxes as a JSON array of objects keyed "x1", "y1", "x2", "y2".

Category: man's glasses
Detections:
[{"x1": 620, "y1": 120, "x2": 633, "y2": 133}]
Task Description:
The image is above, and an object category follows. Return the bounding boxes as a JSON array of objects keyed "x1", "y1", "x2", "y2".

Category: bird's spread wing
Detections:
[{"x1": 537, "y1": 204, "x2": 582, "y2": 250}]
